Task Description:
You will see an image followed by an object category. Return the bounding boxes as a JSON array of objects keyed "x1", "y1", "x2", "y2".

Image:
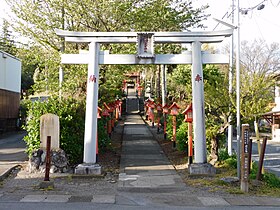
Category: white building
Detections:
[{"x1": 0, "y1": 50, "x2": 21, "y2": 132}]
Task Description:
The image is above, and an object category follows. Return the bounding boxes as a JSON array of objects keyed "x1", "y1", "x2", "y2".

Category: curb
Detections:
[{"x1": 0, "y1": 164, "x2": 20, "y2": 181}]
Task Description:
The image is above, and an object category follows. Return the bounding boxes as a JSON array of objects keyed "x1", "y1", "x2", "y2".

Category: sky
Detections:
[
  {"x1": 193, "y1": 0, "x2": 280, "y2": 44},
  {"x1": 0, "y1": 0, "x2": 280, "y2": 44}
]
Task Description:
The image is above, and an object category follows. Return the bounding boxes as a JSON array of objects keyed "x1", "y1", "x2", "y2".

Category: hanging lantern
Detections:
[
  {"x1": 169, "y1": 102, "x2": 180, "y2": 116},
  {"x1": 148, "y1": 100, "x2": 155, "y2": 109},
  {"x1": 156, "y1": 103, "x2": 162, "y2": 112},
  {"x1": 182, "y1": 103, "x2": 193, "y2": 123},
  {"x1": 162, "y1": 104, "x2": 169, "y2": 114}
]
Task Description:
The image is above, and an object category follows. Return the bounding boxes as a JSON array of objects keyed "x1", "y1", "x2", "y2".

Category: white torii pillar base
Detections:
[
  {"x1": 75, "y1": 163, "x2": 101, "y2": 175},
  {"x1": 188, "y1": 163, "x2": 216, "y2": 175}
]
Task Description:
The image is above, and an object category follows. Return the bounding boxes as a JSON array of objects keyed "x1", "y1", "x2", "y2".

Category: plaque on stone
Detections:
[{"x1": 40, "y1": 113, "x2": 60, "y2": 149}]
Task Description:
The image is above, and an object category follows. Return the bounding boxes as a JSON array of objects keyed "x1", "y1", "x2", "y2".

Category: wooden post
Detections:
[
  {"x1": 44, "y1": 136, "x2": 51, "y2": 182},
  {"x1": 188, "y1": 122, "x2": 193, "y2": 165},
  {"x1": 172, "y1": 115, "x2": 176, "y2": 148},
  {"x1": 115, "y1": 106, "x2": 119, "y2": 120},
  {"x1": 254, "y1": 120, "x2": 264, "y2": 173},
  {"x1": 256, "y1": 137, "x2": 267, "y2": 180},
  {"x1": 164, "y1": 114, "x2": 167, "y2": 140},
  {"x1": 241, "y1": 124, "x2": 250, "y2": 192},
  {"x1": 248, "y1": 138, "x2": 253, "y2": 174},
  {"x1": 108, "y1": 117, "x2": 112, "y2": 138},
  {"x1": 157, "y1": 111, "x2": 161, "y2": 133},
  {"x1": 151, "y1": 108, "x2": 155, "y2": 127}
]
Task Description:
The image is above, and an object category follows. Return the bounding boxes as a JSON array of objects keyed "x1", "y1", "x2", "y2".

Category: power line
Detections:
[
  {"x1": 270, "y1": 0, "x2": 280, "y2": 7},
  {"x1": 240, "y1": 0, "x2": 268, "y2": 15}
]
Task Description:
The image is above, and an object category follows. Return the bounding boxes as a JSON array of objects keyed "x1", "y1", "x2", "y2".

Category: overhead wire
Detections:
[{"x1": 270, "y1": 0, "x2": 280, "y2": 7}]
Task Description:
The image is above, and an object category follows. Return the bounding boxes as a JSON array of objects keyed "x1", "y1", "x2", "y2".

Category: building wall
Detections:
[
  {"x1": 0, "y1": 51, "x2": 21, "y2": 93},
  {"x1": 0, "y1": 51, "x2": 21, "y2": 132}
]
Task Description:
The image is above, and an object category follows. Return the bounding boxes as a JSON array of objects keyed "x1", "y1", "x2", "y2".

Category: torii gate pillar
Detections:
[
  {"x1": 188, "y1": 41, "x2": 216, "y2": 175},
  {"x1": 75, "y1": 42, "x2": 101, "y2": 175},
  {"x1": 192, "y1": 41, "x2": 207, "y2": 163}
]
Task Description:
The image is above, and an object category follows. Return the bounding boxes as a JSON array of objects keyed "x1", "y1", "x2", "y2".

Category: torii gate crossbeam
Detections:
[{"x1": 56, "y1": 29, "x2": 233, "y2": 175}]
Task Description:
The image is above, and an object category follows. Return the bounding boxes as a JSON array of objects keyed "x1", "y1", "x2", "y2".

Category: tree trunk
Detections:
[{"x1": 210, "y1": 136, "x2": 219, "y2": 164}]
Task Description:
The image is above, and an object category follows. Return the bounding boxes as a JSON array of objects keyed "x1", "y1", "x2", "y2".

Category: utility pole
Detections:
[
  {"x1": 236, "y1": 0, "x2": 241, "y2": 179},
  {"x1": 161, "y1": 65, "x2": 167, "y2": 106},
  {"x1": 157, "y1": 65, "x2": 161, "y2": 100},
  {"x1": 228, "y1": 0, "x2": 234, "y2": 156},
  {"x1": 59, "y1": 1, "x2": 65, "y2": 98}
]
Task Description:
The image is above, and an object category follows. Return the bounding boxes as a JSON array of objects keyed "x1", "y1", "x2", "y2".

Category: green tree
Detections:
[
  {"x1": 237, "y1": 40, "x2": 279, "y2": 123},
  {"x1": 5, "y1": 0, "x2": 211, "y2": 162},
  {"x1": 0, "y1": 19, "x2": 17, "y2": 55},
  {"x1": 5, "y1": 0, "x2": 209, "y2": 83}
]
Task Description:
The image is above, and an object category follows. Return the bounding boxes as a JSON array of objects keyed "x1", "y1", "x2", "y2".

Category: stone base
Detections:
[
  {"x1": 39, "y1": 180, "x2": 54, "y2": 189},
  {"x1": 75, "y1": 163, "x2": 101, "y2": 175},
  {"x1": 188, "y1": 163, "x2": 216, "y2": 175}
]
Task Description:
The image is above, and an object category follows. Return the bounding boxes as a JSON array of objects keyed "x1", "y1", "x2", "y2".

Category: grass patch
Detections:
[
  {"x1": 227, "y1": 188, "x2": 245, "y2": 194},
  {"x1": 185, "y1": 159, "x2": 280, "y2": 196}
]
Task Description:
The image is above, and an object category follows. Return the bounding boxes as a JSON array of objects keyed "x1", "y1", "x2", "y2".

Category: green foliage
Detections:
[
  {"x1": 224, "y1": 157, "x2": 237, "y2": 169},
  {"x1": 263, "y1": 172, "x2": 280, "y2": 188},
  {"x1": 217, "y1": 148, "x2": 237, "y2": 169},
  {"x1": 176, "y1": 122, "x2": 188, "y2": 152},
  {"x1": 5, "y1": 0, "x2": 209, "y2": 99},
  {"x1": 249, "y1": 162, "x2": 258, "y2": 179},
  {"x1": 97, "y1": 118, "x2": 111, "y2": 150},
  {"x1": 250, "y1": 162, "x2": 280, "y2": 188},
  {"x1": 0, "y1": 19, "x2": 17, "y2": 55},
  {"x1": 168, "y1": 65, "x2": 192, "y2": 101},
  {"x1": 166, "y1": 113, "x2": 188, "y2": 151},
  {"x1": 218, "y1": 148, "x2": 230, "y2": 161},
  {"x1": 23, "y1": 96, "x2": 85, "y2": 165}
]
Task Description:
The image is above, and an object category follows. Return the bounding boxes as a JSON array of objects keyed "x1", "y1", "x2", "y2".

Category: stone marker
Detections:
[{"x1": 40, "y1": 113, "x2": 60, "y2": 149}]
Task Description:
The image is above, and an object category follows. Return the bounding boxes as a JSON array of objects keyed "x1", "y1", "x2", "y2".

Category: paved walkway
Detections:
[
  {"x1": 0, "y1": 131, "x2": 27, "y2": 181},
  {"x1": 118, "y1": 114, "x2": 186, "y2": 192}
]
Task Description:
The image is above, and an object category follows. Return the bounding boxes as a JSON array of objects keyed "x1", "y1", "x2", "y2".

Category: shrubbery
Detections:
[
  {"x1": 166, "y1": 113, "x2": 188, "y2": 152},
  {"x1": 22, "y1": 96, "x2": 88, "y2": 165}
]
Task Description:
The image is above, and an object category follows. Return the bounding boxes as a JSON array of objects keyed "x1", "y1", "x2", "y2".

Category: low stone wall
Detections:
[{"x1": 28, "y1": 149, "x2": 69, "y2": 173}]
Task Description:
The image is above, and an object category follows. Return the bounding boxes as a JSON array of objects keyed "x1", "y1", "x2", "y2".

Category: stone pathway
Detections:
[{"x1": 118, "y1": 114, "x2": 186, "y2": 192}]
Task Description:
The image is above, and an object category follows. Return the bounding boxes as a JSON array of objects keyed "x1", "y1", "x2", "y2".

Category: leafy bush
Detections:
[
  {"x1": 23, "y1": 96, "x2": 85, "y2": 165},
  {"x1": 165, "y1": 113, "x2": 189, "y2": 151},
  {"x1": 218, "y1": 148, "x2": 237, "y2": 169},
  {"x1": 249, "y1": 162, "x2": 280, "y2": 187},
  {"x1": 98, "y1": 117, "x2": 111, "y2": 151},
  {"x1": 218, "y1": 148, "x2": 230, "y2": 161},
  {"x1": 176, "y1": 122, "x2": 188, "y2": 152},
  {"x1": 224, "y1": 156, "x2": 237, "y2": 169},
  {"x1": 263, "y1": 172, "x2": 280, "y2": 188}
]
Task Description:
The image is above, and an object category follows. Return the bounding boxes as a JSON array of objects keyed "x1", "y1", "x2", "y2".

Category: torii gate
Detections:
[{"x1": 55, "y1": 29, "x2": 233, "y2": 174}]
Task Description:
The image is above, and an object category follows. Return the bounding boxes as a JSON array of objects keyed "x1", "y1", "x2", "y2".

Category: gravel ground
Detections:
[{"x1": 0, "y1": 120, "x2": 124, "y2": 196}]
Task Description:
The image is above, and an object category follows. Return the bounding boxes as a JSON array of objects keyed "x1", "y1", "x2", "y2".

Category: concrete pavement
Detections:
[
  {"x1": 251, "y1": 139, "x2": 280, "y2": 177},
  {"x1": 118, "y1": 114, "x2": 186, "y2": 192},
  {"x1": 0, "y1": 131, "x2": 27, "y2": 181}
]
